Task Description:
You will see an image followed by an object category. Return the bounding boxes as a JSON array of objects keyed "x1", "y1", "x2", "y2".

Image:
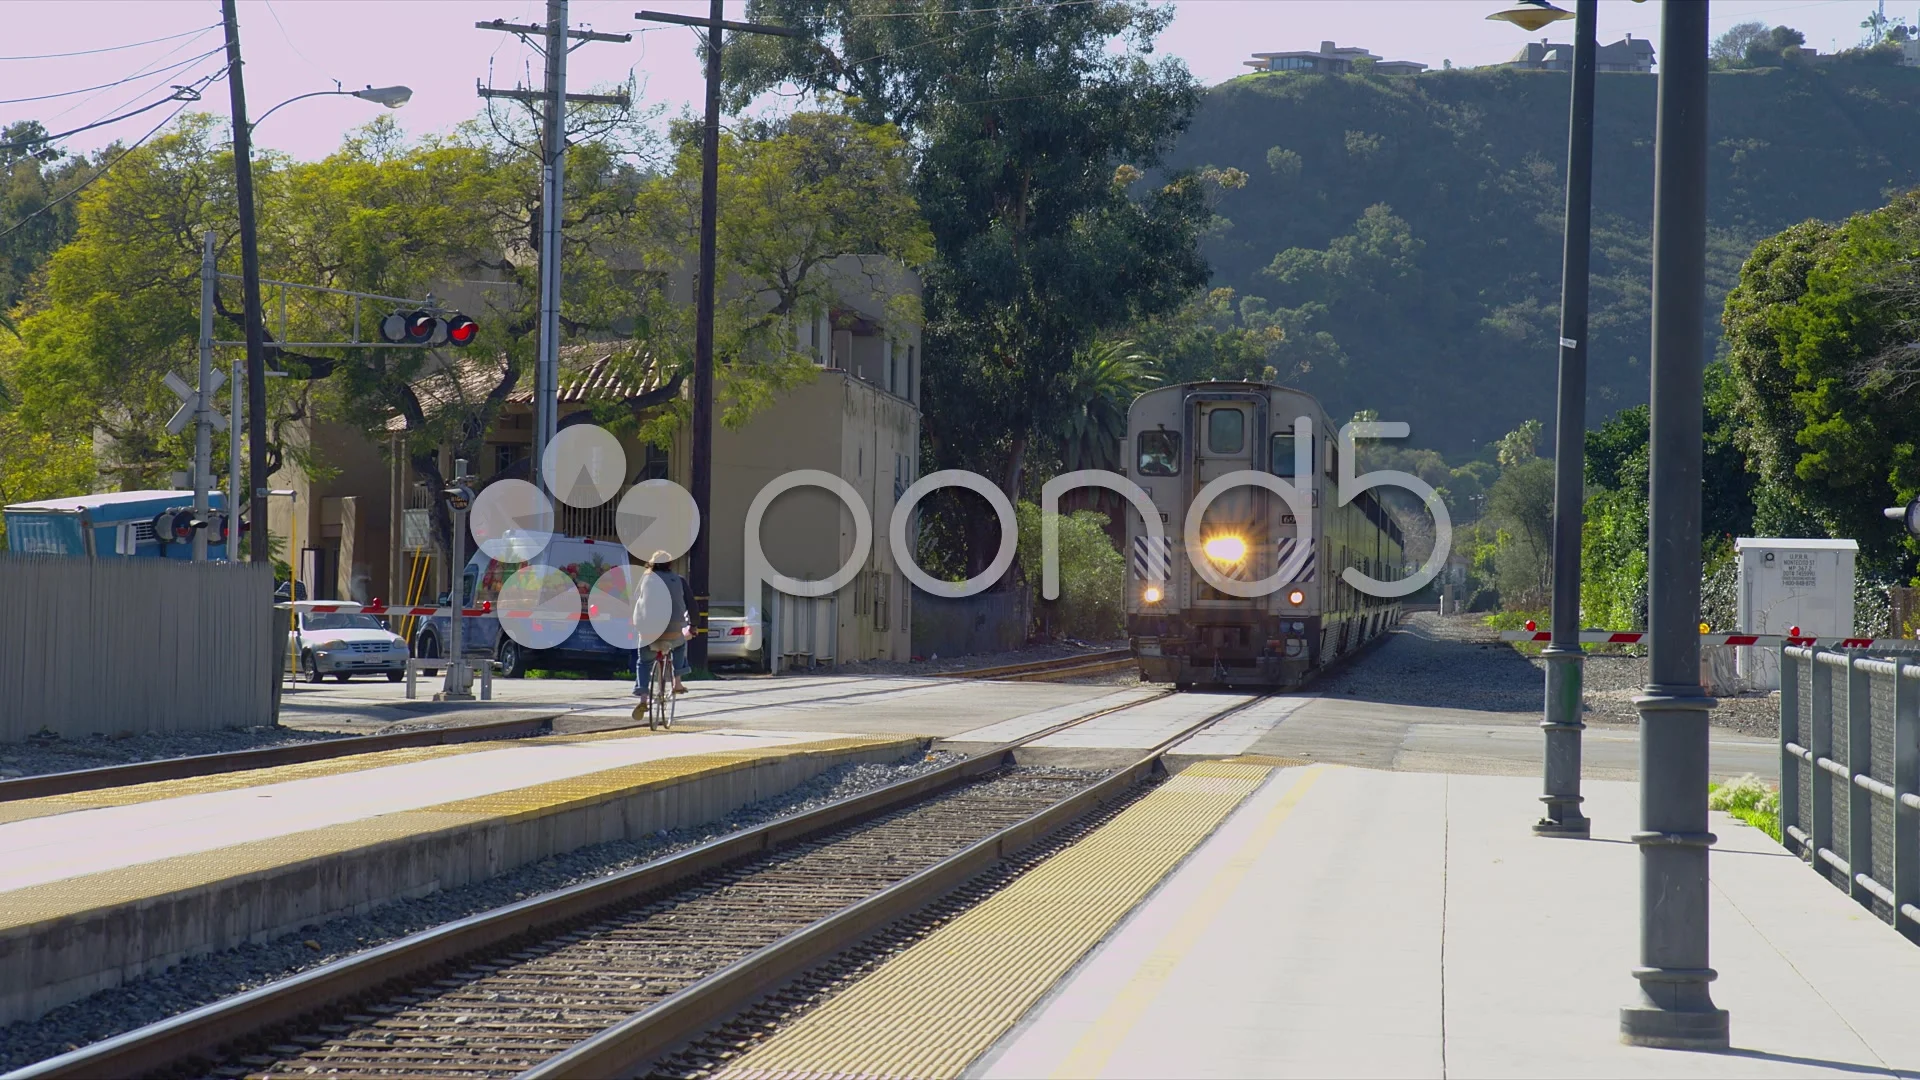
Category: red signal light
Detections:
[
  {"x1": 405, "y1": 311, "x2": 438, "y2": 343},
  {"x1": 445, "y1": 314, "x2": 477, "y2": 347}
]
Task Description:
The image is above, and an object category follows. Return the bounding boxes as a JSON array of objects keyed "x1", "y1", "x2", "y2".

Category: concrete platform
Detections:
[
  {"x1": 979, "y1": 769, "x2": 1920, "y2": 1078},
  {"x1": 719, "y1": 764, "x2": 1920, "y2": 1078},
  {"x1": 0, "y1": 726, "x2": 919, "y2": 1026}
]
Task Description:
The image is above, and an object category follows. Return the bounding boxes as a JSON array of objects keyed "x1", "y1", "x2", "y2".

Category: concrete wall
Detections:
[
  {"x1": 0, "y1": 556, "x2": 274, "y2": 741},
  {"x1": 912, "y1": 591, "x2": 1029, "y2": 660}
]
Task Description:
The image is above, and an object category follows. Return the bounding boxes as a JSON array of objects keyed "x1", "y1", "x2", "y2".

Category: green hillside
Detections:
[{"x1": 1167, "y1": 60, "x2": 1920, "y2": 456}]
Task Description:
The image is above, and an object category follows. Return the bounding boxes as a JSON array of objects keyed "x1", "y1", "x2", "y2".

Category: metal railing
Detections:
[{"x1": 1780, "y1": 646, "x2": 1920, "y2": 943}]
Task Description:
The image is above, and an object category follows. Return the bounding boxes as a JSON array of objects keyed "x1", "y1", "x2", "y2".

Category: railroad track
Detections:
[
  {"x1": 10, "y1": 690, "x2": 1249, "y2": 1080},
  {"x1": 936, "y1": 647, "x2": 1134, "y2": 683}
]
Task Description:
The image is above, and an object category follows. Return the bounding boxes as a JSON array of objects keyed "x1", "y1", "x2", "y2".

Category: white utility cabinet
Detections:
[{"x1": 1734, "y1": 537, "x2": 1857, "y2": 690}]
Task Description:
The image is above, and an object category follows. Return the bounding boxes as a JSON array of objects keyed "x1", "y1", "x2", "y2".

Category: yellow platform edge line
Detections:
[
  {"x1": 0, "y1": 735, "x2": 915, "y2": 930},
  {"x1": 714, "y1": 762, "x2": 1318, "y2": 1080},
  {"x1": 0, "y1": 722, "x2": 697, "y2": 826}
]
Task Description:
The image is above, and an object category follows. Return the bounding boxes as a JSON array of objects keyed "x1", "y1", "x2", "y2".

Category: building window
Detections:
[
  {"x1": 638, "y1": 443, "x2": 670, "y2": 481},
  {"x1": 493, "y1": 443, "x2": 520, "y2": 476}
]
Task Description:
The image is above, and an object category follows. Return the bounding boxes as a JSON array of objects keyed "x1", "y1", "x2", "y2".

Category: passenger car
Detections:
[
  {"x1": 287, "y1": 601, "x2": 409, "y2": 682},
  {"x1": 707, "y1": 604, "x2": 765, "y2": 667}
]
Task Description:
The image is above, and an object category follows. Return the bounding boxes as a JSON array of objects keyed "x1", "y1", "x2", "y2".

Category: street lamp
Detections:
[
  {"x1": 251, "y1": 84, "x2": 413, "y2": 130},
  {"x1": 1487, "y1": 0, "x2": 1574, "y2": 32},
  {"x1": 1488, "y1": 0, "x2": 1595, "y2": 840}
]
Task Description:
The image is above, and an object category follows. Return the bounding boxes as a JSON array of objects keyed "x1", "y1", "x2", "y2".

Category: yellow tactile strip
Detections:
[
  {"x1": 0, "y1": 736, "x2": 911, "y2": 930},
  {"x1": 0, "y1": 723, "x2": 687, "y2": 826},
  {"x1": 714, "y1": 760, "x2": 1301, "y2": 1080}
]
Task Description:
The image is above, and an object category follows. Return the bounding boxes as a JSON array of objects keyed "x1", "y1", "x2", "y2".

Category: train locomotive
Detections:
[{"x1": 1124, "y1": 381, "x2": 1406, "y2": 690}]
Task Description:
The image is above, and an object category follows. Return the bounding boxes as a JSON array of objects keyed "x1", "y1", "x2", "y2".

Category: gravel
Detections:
[
  {"x1": 0, "y1": 727, "x2": 352, "y2": 780},
  {"x1": 0, "y1": 748, "x2": 970, "y2": 1071},
  {"x1": 1317, "y1": 613, "x2": 1779, "y2": 738}
]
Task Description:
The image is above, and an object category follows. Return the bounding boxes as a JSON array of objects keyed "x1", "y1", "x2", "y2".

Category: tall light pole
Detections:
[
  {"x1": 1538, "y1": 0, "x2": 1596, "y2": 839},
  {"x1": 1489, "y1": 0, "x2": 1596, "y2": 838},
  {"x1": 1621, "y1": 0, "x2": 1727, "y2": 1050}
]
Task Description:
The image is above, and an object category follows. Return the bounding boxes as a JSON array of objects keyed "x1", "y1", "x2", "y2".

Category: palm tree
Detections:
[{"x1": 1054, "y1": 339, "x2": 1159, "y2": 475}]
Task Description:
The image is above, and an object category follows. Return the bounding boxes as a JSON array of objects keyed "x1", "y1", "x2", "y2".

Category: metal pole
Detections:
[
  {"x1": 439, "y1": 459, "x2": 475, "y2": 701},
  {"x1": 1621, "y1": 0, "x2": 1727, "y2": 1050},
  {"x1": 194, "y1": 232, "x2": 216, "y2": 562},
  {"x1": 534, "y1": 0, "x2": 567, "y2": 494},
  {"x1": 222, "y1": 0, "x2": 271, "y2": 567},
  {"x1": 1537, "y1": 0, "x2": 1597, "y2": 839},
  {"x1": 229, "y1": 358, "x2": 242, "y2": 559},
  {"x1": 688, "y1": 0, "x2": 723, "y2": 674}
]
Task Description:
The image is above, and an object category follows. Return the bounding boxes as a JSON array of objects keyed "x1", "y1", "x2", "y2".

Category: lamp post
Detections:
[
  {"x1": 251, "y1": 84, "x2": 413, "y2": 130},
  {"x1": 1488, "y1": 0, "x2": 1595, "y2": 838},
  {"x1": 1621, "y1": 0, "x2": 1727, "y2": 1049}
]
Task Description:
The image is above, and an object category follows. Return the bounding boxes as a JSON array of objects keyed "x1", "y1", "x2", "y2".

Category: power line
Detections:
[
  {"x1": 0, "y1": 81, "x2": 213, "y2": 154},
  {"x1": 0, "y1": 76, "x2": 220, "y2": 243},
  {"x1": 47, "y1": 27, "x2": 221, "y2": 124},
  {"x1": 849, "y1": 1, "x2": 1100, "y2": 17},
  {"x1": 0, "y1": 25, "x2": 218, "y2": 62},
  {"x1": 0, "y1": 47, "x2": 223, "y2": 106}
]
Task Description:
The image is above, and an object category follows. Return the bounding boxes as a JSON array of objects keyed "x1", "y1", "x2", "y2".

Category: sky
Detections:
[{"x1": 0, "y1": 0, "x2": 1904, "y2": 164}]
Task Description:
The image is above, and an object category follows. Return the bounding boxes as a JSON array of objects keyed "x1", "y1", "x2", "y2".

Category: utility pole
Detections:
[
  {"x1": 635, "y1": 4, "x2": 808, "y2": 673},
  {"x1": 477, "y1": 8, "x2": 630, "y2": 497},
  {"x1": 1620, "y1": 0, "x2": 1727, "y2": 1051},
  {"x1": 1537, "y1": 0, "x2": 1597, "y2": 839},
  {"x1": 194, "y1": 232, "x2": 217, "y2": 562},
  {"x1": 221, "y1": 0, "x2": 270, "y2": 565}
]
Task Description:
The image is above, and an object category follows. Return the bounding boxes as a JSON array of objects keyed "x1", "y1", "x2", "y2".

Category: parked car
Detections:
[
  {"x1": 286, "y1": 601, "x2": 408, "y2": 683},
  {"x1": 411, "y1": 536, "x2": 636, "y2": 678},
  {"x1": 707, "y1": 603, "x2": 765, "y2": 668}
]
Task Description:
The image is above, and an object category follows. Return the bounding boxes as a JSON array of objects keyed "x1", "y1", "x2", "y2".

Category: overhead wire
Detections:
[
  {"x1": 47, "y1": 25, "x2": 221, "y2": 124},
  {"x1": 0, "y1": 24, "x2": 217, "y2": 62},
  {"x1": 0, "y1": 67, "x2": 228, "y2": 243},
  {"x1": 0, "y1": 47, "x2": 224, "y2": 106},
  {"x1": 0, "y1": 85, "x2": 213, "y2": 154}
]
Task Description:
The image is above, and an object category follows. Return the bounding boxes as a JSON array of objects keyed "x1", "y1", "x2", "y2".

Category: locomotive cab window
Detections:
[
  {"x1": 1207, "y1": 408, "x2": 1245, "y2": 454},
  {"x1": 1138, "y1": 430, "x2": 1180, "y2": 476},
  {"x1": 1271, "y1": 433, "x2": 1300, "y2": 477}
]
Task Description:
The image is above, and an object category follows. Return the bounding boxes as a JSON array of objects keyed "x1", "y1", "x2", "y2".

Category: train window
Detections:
[
  {"x1": 1206, "y1": 408, "x2": 1244, "y2": 454},
  {"x1": 1138, "y1": 431, "x2": 1180, "y2": 476},
  {"x1": 1271, "y1": 433, "x2": 1299, "y2": 477}
]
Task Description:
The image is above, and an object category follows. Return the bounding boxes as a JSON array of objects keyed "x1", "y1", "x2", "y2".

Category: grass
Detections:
[{"x1": 1709, "y1": 775, "x2": 1782, "y2": 842}]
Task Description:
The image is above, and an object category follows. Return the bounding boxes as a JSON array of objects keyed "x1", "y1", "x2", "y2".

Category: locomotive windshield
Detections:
[
  {"x1": 1137, "y1": 431, "x2": 1179, "y2": 475},
  {"x1": 1271, "y1": 433, "x2": 1299, "y2": 477},
  {"x1": 1206, "y1": 409, "x2": 1244, "y2": 454}
]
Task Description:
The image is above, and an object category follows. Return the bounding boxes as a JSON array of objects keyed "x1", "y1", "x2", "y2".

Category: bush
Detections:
[
  {"x1": 1015, "y1": 502, "x2": 1125, "y2": 641},
  {"x1": 1708, "y1": 774, "x2": 1782, "y2": 841}
]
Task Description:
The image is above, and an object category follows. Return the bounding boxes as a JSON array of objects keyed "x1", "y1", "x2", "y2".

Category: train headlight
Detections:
[
  {"x1": 1202, "y1": 535, "x2": 1247, "y2": 564},
  {"x1": 1142, "y1": 585, "x2": 1163, "y2": 604},
  {"x1": 1286, "y1": 588, "x2": 1306, "y2": 606}
]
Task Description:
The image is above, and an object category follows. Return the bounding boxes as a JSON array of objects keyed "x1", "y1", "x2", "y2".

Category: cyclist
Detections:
[{"x1": 633, "y1": 550, "x2": 691, "y2": 705}]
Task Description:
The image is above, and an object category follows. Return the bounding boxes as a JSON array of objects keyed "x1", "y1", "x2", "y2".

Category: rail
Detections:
[
  {"x1": 7, "y1": 690, "x2": 1198, "y2": 1079},
  {"x1": 934, "y1": 648, "x2": 1134, "y2": 682},
  {"x1": 1779, "y1": 646, "x2": 1920, "y2": 945}
]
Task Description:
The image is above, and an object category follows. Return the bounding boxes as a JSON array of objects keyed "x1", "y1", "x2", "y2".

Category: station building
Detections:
[{"x1": 263, "y1": 254, "x2": 922, "y2": 669}]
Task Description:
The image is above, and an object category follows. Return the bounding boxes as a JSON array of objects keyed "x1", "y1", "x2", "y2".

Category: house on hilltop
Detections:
[
  {"x1": 1499, "y1": 34, "x2": 1656, "y2": 73},
  {"x1": 1245, "y1": 41, "x2": 1428, "y2": 76}
]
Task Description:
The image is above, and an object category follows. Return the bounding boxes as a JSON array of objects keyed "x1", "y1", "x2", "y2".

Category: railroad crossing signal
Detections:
[
  {"x1": 377, "y1": 309, "x2": 478, "y2": 347},
  {"x1": 163, "y1": 369, "x2": 227, "y2": 436}
]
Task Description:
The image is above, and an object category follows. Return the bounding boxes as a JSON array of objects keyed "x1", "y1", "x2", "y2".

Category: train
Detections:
[{"x1": 1123, "y1": 381, "x2": 1406, "y2": 690}]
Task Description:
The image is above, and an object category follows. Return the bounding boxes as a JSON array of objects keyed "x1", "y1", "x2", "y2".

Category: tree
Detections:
[
  {"x1": 1, "y1": 121, "x2": 101, "y2": 314},
  {"x1": 1052, "y1": 339, "x2": 1157, "y2": 475},
  {"x1": 630, "y1": 109, "x2": 931, "y2": 437},
  {"x1": 1745, "y1": 25, "x2": 1807, "y2": 66},
  {"x1": 724, "y1": 0, "x2": 1215, "y2": 502},
  {"x1": 1720, "y1": 197, "x2": 1920, "y2": 569},
  {"x1": 1712, "y1": 22, "x2": 1771, "y2": 66}
]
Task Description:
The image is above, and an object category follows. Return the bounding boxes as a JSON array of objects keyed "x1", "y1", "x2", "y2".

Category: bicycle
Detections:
[{"x1": 638, "y1": 645, "x2": 677, "y2": 730}]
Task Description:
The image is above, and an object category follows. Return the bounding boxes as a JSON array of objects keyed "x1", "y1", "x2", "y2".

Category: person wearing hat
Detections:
[{"x1": 633, "y1": 550, "x2": 691, "y2": 703}]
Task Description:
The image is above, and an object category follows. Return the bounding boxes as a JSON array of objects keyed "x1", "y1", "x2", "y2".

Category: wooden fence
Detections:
[{"x1": 0, "y1": 555, "x2": 275, "y2": 741}]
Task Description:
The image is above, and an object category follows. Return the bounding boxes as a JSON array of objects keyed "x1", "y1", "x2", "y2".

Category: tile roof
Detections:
[{"x1": 383, "y1": 345, "x2": 671, "y2": 432}]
